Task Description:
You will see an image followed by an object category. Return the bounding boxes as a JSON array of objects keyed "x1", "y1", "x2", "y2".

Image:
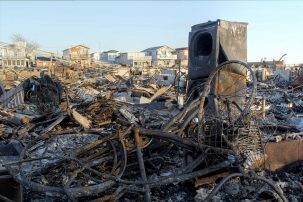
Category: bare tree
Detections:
[
  {"x1": 11, "y1": 34, "x2": 26, "y2": 43},
  {"x1": 26, "y1": 41, "x2": 39, "y2": 54},
  {"x1": 11, "y1": 34, "x2": 40, "y2": 54}
]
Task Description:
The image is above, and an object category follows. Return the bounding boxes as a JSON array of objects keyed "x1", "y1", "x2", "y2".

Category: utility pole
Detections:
[{"x1": 49, "y1": 53, "x2": 53, "y2": 76}]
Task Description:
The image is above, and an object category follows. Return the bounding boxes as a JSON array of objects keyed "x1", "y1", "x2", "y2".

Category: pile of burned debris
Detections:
[
  {"x1": 1, "y1": 19, "x2": 303, "y2": 202},
  {"x1": 0, "y1": 60, "x2": 302, "y2": 202}
]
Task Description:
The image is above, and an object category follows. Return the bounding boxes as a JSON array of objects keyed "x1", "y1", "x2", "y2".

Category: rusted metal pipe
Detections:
[{"x1": 133, "y1": 128, "x2": 151, "y2": 202}]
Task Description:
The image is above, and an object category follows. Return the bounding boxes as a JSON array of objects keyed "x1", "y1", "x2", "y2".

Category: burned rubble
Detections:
[{"x1": 0, "y1": 19, "x2": 303, "y2": 202}]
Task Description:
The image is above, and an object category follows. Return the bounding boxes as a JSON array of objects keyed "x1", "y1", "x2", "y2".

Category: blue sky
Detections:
[{"x1": 0, "y1": 1, "x2": 302, "y2": 64}]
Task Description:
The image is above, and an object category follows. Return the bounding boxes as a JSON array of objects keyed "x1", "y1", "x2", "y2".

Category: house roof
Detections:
[
  {"x1": 63, "y1": 44, "x2": 89, "y2": 51},
  {"x1": 90, "y1": 52, "x2": 101, "y2": 55},
  {"x1": 142, "y1": 45, "x2": 174, "y2": 52},
  {"x1": 71, "y1": 44, "x2": 89, "y2": 49},
  {"x1": 104, "y1": 50, "x2": 119, "y2": 53}
]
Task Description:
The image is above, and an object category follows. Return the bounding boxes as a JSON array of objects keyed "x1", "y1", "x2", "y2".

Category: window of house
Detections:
[
  {"x1": 8, "y1": 60, "x2": 11, "y2": 65},
  {"x1": 17, "y1": 60, "x2": 20, "y2": 66},
  {"x1": 163, "y1": 76, "x2": 168, "y2": 80},
  {"x1": 12, "y1": 60, "x2": 16, "y2": 66},
  {"x1": 4, "y1": 60, "x2": 7, "y2": 66},
  {"x1": 21, "y1": 60, "x2": 24, "y2": 66}
]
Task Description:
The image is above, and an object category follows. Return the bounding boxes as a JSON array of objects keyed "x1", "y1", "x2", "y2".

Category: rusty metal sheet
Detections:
[
  {"x1": 264, "y1": 139, "x2": 303, "y2": 171},
  {"x1": 214, "y1": 70, "x2": 247, "y2": 119},
  {"x1": 216, "y1": 70, "x2": 246, "y2": 95}
]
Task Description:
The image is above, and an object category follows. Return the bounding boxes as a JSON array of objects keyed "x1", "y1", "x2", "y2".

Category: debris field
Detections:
[
  {"x1": 0, "y1": 60, "x2": 302, "y2": 202},
  {"x1": 0, "y1": 19, "x2": 303, "y2": 202}
]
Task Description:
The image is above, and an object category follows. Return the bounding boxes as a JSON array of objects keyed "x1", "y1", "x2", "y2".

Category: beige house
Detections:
[
  {"x1": 63, "y1": 45, "x2": 90, "y2": 67},
  {"x1": 175, "y1": 47, "x2": 188, "y2": 67}
]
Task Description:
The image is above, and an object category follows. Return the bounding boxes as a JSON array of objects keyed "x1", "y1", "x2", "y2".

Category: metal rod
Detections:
[{"x1": 133, "y1": 128, "x2": 151, "y2": 202}]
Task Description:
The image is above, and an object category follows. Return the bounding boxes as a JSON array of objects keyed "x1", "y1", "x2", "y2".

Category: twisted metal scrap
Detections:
[
  {"x1": 8, "y1": 126, "x2": 233, "y2": 201},
  {"x1": 24, "y1": 75, "x2": 62, "y2": 113},
  {"x1": 4, "y1": 61, "x2": 288, "y2": 201},
  {"x1": 164, "y1": 60, "x2": 286, "y2": 200}
]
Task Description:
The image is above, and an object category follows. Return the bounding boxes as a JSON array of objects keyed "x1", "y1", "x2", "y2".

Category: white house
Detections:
[
  {"x1": 116, "y1": 52, "x2": 152, "y2": 67},
  {"x1": 90, "y1": 52, "x2": 101, "y2": 63},
  {"x1": 1, "y1": 41, "x2": 30, "y2": 68},
  {"x1": 142, "y1": 45, "x2": 177, "y2": 67},
  {"x1": 101, "y1": 50, "x2": 120, "y2": 64}
]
